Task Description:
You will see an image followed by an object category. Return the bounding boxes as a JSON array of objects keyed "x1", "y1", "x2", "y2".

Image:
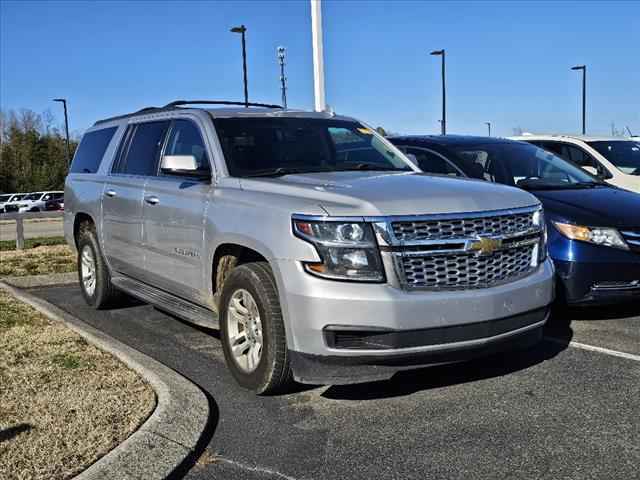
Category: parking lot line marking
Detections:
[
  {"x1": 218, "y1": 457, "x2": 301, "y2": 480},
  {"x1": 545, "y1": 337, "x2": 640, "y2": 362}
]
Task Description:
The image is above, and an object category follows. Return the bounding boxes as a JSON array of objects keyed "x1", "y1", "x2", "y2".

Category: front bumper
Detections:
[
  {"x1": 275, "y1": 258, "x2": 554, "y2": 360},
  {"x1": 555, "y1": 258, "x2": 640, "y2": 305},
  {"x1": 549, "y1": 230, "x2": 640, "y2": 305},
  {"x1": 290, "y1": 309, "x2": 547, "y2": 384}
]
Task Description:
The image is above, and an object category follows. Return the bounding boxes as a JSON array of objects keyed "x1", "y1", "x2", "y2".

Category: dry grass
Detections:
[
  {"x1": 0, "y1": 290, "x2": 155, "y2": 480},
  {"x1": 0, "y1": 245, "x2": 76, "y2": 277}
]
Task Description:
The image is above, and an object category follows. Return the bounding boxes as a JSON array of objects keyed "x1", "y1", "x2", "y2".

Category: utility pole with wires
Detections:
[{"x1": 277, "y1": 46, "x2": 288, "y2": 109}]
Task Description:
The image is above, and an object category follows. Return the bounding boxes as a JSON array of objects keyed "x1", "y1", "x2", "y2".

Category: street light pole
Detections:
[
  {"x1": 571, "y1": 65, "x2": 586, "y2": 135},
  {"x1": 53, "y1": 98, "x2": 71, "y2": 165},
  {"x1": 430, "y1": 49, "x2": 446, "y2": 135},
  {"x1": 485, "y1": 122, "x2": 491, "y2": 137},
  {"x1": 311, "y1": 0, "x2": 326, "y2": 112},
  {"x1": 231, "y1": 25, "x2": 249, "y2": 107},
  {"x1": 277, "y1": 46, "x2": 288, "y2": 109}
]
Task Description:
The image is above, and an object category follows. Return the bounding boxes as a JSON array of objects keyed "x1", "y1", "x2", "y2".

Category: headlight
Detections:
[
  {"x1": 293, "y1": 218, "x2": 385, "y2": 282},
  {"x1": 553, "y1": 222, "x2": 629, "y2": 250},
  {"x1": 532, "y1": 207, "x2": 548, "y2": 262}
]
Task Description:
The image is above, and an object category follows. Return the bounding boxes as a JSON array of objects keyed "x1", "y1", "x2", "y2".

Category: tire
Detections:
[
  {"x1": 76, "y1": 224, "x2": 119, "y2": 309},
  {"x1": 220, "y1": 262, "x2": 294, "y2": 395}
]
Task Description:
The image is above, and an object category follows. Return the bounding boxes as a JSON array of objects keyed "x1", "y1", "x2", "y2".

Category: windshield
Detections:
[
  {"x1": 451, "y1": 142, "x2": 601, "y2": 189},
  {"x1": 588, "y1": 141, "x2": 640, "y2": 175},
  {"x1": 24, "y1": 192, "x2": 44, "y2": 201},
  {"x1": 0, "y1": 194, "x2": 11, "y2": 202},
  {"x1": 213, "y1": 118, "x2": 412, "y2": 177}
]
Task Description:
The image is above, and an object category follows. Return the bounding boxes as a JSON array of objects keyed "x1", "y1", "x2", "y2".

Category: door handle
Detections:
[
  {"x1": 144, "y1": 195, "x2": 160, "y2": 205},
  {"x1": 105, "y1": 189, "x2": 117, "y2": 198}
]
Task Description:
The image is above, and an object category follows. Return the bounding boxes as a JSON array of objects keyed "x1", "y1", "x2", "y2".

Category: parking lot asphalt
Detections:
[{"x1": 31, "y1": 284, "x2": 639, "y2": 480}]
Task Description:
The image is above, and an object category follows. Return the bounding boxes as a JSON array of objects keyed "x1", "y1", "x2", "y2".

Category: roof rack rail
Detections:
[
  {"x1": 94, "y1": 100, "x2": 283, "y2": 126},
  {"x1": 163, "y1": 100, "x2": 283, "y2": 109}
]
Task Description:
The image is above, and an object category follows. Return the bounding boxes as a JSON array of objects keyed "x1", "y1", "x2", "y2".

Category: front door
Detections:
[{"x1": 141, "y1": 118, "x2": 213, "y2": 305}]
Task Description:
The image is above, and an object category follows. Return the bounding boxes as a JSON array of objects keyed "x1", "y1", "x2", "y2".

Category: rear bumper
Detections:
[{"x1": 290, "y1": 309, "x2": 547, "y2": 385}]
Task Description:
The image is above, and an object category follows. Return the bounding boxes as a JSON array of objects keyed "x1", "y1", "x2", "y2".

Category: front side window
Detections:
[
  {"x1": 116, "y1": 121, "x2": 170, "y2": 176},
  {"x1": 24, "y1": 192, "x2": 45, "y2": 201},
  {"x1": 588, "y1": 141, "x2": 640, "y2": 175},
  {"x1": 71, "y1": 127, "x2": 118, "y2": 174},
  {"x1": 405, "y1": 147, "x2": 462, "y2": 176},
  {"x1": 0, "y1": 194, "x2": 11, "y2": 202},
  {"x1": 214, "y1": 118, "x2": 411, "y2": 177},
  {"x1": 164, "y1": 120, "x2": 210, "y2": 172}
]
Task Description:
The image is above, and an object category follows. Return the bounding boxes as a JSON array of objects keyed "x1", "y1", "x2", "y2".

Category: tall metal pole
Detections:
[
  {"x1": 277, "y1": 46, "x2": 288, "y2": 109},
  {"x1": 231, "y1": 25, "x2": 249, "y2": 107},
  {"x1": 311, "y1": 0, "x2": 326, "y2": 112},
  {"x1": 53, "y1": 98, "x2": 71, "y2": 165},
  {"x1": 430, "y1": 49, "x2": 446, "y2": 135},
  {"x1": 441, "y1": 50, "x2": 446, "y2": 135},
  {"x1": 485, "y1": 122, "x2": 491, "y2": 137},
  {"x1": 571, "y1": 65, "x2": 586, "y2": 134},
  {"x1": 581, "y1": 66, "x2": 586, "y2": 135}
]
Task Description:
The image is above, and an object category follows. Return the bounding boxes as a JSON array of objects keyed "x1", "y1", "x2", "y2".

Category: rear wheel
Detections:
[
  {"x1": 76, "y1": 224, "x2": 119, "y2": 308},
  {"x1": 220, "y1": 262, "x2": 293, "y2": 394}
]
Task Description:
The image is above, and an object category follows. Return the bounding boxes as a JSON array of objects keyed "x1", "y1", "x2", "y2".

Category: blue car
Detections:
[{"x1": 389, "y1": 135, "x2": 640, "y2": 306}]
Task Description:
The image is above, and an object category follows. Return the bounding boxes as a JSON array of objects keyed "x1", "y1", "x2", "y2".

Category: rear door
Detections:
[
  {"x1": 141, "y1": 118, "x2": 213, "y2": 305},
  {"x1": 102, "y1": 120, "x2": 170, "y2": 279}
]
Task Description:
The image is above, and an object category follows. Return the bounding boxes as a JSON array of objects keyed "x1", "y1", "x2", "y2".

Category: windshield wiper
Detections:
[
  {"x1": 337, "y1": 163, "x2": 410, "y2": 172},
  {"x1": 517, "y1": 178, "x2": 599, "y2": 190},
  {"x1": 243, "y1": 167, "x2": 332, "y2": 178}
]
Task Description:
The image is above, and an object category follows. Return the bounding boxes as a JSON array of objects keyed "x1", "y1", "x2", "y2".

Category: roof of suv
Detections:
[{"x1": 94, "y1": 100, "x2": 357, "y2": 126}]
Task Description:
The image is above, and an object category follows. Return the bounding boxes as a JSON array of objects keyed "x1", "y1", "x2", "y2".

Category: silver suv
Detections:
[{"x1": 64, "y1": 101, "x2": 554, "y2": 394}]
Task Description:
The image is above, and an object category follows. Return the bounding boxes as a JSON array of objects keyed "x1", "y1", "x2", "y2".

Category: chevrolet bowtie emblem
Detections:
[{"x1": 469, "y1": 237, "x2": 502, "y2": 255}]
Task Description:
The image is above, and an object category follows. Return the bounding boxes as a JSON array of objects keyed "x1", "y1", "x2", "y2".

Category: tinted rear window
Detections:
[
  {"x1": 71, "y1": 127, "x2": 118, "y2": 173},
  {"x1": 116, "y1": 121, "x2": 169, "y2": 176}
]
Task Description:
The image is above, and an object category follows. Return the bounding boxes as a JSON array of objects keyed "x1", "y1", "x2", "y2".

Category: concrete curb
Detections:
[{"x1": 0, "y1": 281, "x2": 210, "y2": 480}]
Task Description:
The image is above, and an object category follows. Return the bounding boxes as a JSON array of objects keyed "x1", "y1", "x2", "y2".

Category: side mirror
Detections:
[{"x1": 160, "y1": 155, "x2": 210, "y2": 179}]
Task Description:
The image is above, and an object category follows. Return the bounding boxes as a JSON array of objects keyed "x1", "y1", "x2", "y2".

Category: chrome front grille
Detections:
[
  {"x1": 401, "y1": 245, "x2": 536, "y2": 289},
  {"x1": 392, "y1": 211, "x2": 534, "y2": 242},
  {"x1": 620, "y1": 229, "x2": 640, "y2": 252},
  {"x1": 380, "y1": 207, "x2": 543, "y2": 290}
]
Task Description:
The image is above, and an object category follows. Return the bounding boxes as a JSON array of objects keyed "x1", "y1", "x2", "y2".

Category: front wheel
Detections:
[{"x1": 220, "y1": 262, "x2": 293, "y2": 395}]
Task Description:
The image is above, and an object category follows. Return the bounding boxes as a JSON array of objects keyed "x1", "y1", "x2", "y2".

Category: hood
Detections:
[
  {"x1": 240, "y1": 171, "x2": 539, "y2": 217},
  {"x1": 532, "y1": 186, "x2": 640, "y2": 227}
]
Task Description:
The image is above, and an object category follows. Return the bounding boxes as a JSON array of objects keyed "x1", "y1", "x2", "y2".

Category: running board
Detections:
[{"x1": 112, "y1": 275, "x2": 219, "y2": 330}]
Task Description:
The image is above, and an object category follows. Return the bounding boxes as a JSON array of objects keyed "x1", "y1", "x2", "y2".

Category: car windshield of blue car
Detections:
[
  {"x1": 213, "y1": 118, "x2": 413, "y2": 177},
  {"x1": 588, "y1": 141, "x2": 640, "y2": 175},
  {"x1": 451, "y1": 142, "x2": 604, "y2": 190}
]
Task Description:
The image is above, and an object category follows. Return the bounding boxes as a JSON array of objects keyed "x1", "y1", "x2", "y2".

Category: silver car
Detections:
[{"x1": 64, "y1": 101, "x2": 554, "y2": 394}]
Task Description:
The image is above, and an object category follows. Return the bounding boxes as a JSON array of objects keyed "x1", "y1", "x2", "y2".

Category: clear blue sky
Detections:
[{"x1": 1, "y1": 0, "x2": 638, "y2": 137}]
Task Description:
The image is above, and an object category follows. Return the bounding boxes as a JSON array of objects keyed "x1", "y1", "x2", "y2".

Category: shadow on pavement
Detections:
[
  {"x1": 322, "y1": 332, "x2": 571, "y2": 401},
  {"x1": 565, "y1": 301, "x2": 640, "y2": 321},
  {"x1": 0, "y1": 423, "x2": 32, "y2": 443}
]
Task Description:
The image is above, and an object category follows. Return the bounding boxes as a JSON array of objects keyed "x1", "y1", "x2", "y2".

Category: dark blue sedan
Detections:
[{"x1": 389, "y1": 135, "x2": 640, "y2": 306}]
